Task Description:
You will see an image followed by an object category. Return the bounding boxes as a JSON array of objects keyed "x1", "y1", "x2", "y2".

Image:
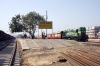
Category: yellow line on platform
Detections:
[{"x1": 32, "y1": 40, "x2": 39, "y2": 47}]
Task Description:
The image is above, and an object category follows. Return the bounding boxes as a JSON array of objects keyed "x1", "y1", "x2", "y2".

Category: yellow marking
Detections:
[
  {"x1": 32, "y1": 40, "x2": 39, "y2": 47},
  {"x1": 19, "y1": 39, "x2": 22, "y2": 44}
]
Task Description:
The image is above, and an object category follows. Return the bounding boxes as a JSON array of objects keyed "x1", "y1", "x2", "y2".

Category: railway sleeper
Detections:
[
  {"x1": 76, "y1": 49, "x2": 100, "y2": 57},
  {"x1": 76, "y1": 51, "x2": 100, "y2": 65},
  {"x1": 60, "y1": 52, "x2": 84, "y2": 66},
  {"x1": 67, "y1": 51, "x2": 100, "y2": 66},
  {"x1": 68, "y1": 55, "x2": 88, "y2": 66},
  {"x1": 61, "y1": 52, "x2": 90, "y2": 66},
  {"x1": 68, "y1": 53, "x2": 99, "y2": 66},
  {"x1": 67, "y1": 53, "x2": 90, "y2": 66},
  {"x1": 75, "y1": 50, "x2": 100, "y2": 61}
]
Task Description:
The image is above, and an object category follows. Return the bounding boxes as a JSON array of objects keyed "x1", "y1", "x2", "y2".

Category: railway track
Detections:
[
  {"x1": 0, "y1": 39, "x2": 21, "y2": 66},
  {"x1": 82, "y1": 42, "x2": 100, "y2": 47},
  {"x1": 60, "y1": 48, "x2": 100, "y2": 66},
  {"x1": 11, "y1": 40, "x2": 21, "y2": 66}
]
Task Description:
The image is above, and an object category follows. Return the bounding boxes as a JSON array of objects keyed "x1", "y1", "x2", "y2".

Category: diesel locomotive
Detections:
[{"x1": 61, "y1": 27, "x2": 89, "y2": 41}]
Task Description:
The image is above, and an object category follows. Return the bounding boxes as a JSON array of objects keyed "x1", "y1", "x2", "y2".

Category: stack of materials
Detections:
[{"x1": 86, "y1": 26, "x2": 100, "y2": 39}]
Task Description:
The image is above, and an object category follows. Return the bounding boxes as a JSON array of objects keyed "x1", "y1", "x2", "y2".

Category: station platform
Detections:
[
  {"x1": 19, "y1": 39, "x2": 29, "y2": 50},
  {"x1": 19, "y1": 39, "x2": 74, "y2": 51}
]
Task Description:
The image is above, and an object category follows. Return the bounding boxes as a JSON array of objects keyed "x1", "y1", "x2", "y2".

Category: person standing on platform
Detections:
[
  {"x1": 43, "y1": 32, "x2": 45, "y2": 39},
  {"x1": 31, "y1": 33, "x2": 34, "y2": 39},
  {"x1": 24, "y1": 33, "x2": 27, "y2": 39},
  {"x1": 42, "y1": 32, "x2": 43, "y2": 39},
  {"x1": 42, "y1": 31, "x2": 45, "y2": 39}
]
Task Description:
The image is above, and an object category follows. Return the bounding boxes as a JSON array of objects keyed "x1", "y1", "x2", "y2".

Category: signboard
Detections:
[{"x1": 38, "y1": 21, "x2": 52, "y2": 29}]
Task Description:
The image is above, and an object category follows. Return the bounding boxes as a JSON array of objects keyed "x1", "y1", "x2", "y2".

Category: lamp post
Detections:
[{"x1": 46, "y1": 11, "x2": 47, "y2": 36}]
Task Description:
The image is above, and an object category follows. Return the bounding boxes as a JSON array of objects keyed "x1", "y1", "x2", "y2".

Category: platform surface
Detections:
[{"x1": 19, "y1": 39, "x2": 74, "y2": 50}]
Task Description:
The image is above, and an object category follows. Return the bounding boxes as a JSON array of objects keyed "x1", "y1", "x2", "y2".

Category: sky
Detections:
[{"x1": 0, "y1": 0, "x2": 100, "y2": 35}]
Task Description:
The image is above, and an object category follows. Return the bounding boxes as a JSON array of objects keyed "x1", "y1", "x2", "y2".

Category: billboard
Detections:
[{"x1": 38, "y1": 21, "x2": 52, "y2": 29}]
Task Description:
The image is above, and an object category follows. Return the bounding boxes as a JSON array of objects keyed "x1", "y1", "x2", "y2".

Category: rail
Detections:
[{"x1": 8, "y1": 40, "x2": 17, "y2": 66}]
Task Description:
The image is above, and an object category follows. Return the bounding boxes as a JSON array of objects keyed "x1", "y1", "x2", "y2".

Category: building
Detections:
[{"x1": 86, "y1": 26, "x2": 100, "y2": 39}]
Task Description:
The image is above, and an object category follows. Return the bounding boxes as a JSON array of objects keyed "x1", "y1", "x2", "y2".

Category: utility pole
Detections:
[
  {"x1": 38, "y1": 21, "x2": 39, "y2": 37},
  {"x1": 38, "y1": 25, "x2": 39, "y2": 37},
  {"x1": 41, "y1": 16, "x2": 44, "y2": 35},
  {"x1": 37, "y1": 13, "x2": 39, "y2": 37},
  {"x1": 46, "y1": 10, "x2": 47, "y2": 36}
]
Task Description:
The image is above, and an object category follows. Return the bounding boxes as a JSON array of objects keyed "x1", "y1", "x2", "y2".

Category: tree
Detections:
[
  {"x1": 22, "y1": 11, "x2": 45, "y2": 34},
  {"x1": 9, "y1": 11, "x2": 45, "y2": 33},
  {"x1": 9, "y1": 14, "x2": 25, "y2": 33}
]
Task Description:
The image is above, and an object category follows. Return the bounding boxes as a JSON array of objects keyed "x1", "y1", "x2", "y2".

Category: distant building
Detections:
[{"x1": 86, "y1": 26, "x2": 100, "y2": 39}]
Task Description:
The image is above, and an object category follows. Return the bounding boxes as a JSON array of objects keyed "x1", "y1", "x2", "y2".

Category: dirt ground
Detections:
[
  {"x1": 18, "y1": 40, "x2": 82, "y2": 66},
  {"x1": 21, "y1": 47, "x2": 71, "y2": 66},
  {"x1": 17, "y1": 39, "x2": 100, "y2": 66}
]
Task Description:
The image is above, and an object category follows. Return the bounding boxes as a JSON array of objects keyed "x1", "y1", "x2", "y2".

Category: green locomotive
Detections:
[{"x1": 61, "y1": 27, "x2": 89, "y2": 41}]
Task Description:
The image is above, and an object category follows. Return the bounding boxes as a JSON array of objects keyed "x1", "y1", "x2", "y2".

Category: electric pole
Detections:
[{"x1": 46, "y1": 10, "x2": 47, "y2": 36}]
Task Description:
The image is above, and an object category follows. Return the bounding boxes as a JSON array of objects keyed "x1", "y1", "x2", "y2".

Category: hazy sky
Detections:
[{"x1": 0, "y1": 0, "x2": 100, "y2": 35}]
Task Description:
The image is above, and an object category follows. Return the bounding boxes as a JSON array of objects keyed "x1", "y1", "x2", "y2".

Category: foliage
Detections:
[
  {"x1": 9, "y1": 11, "x2": 45, "y2": 33},
  {"x1": 9, "y1": 14, "x2": 25, "y2": 33},
  {"x1": 22, "y1": 11, "x2": 45, "y2": 33}
]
